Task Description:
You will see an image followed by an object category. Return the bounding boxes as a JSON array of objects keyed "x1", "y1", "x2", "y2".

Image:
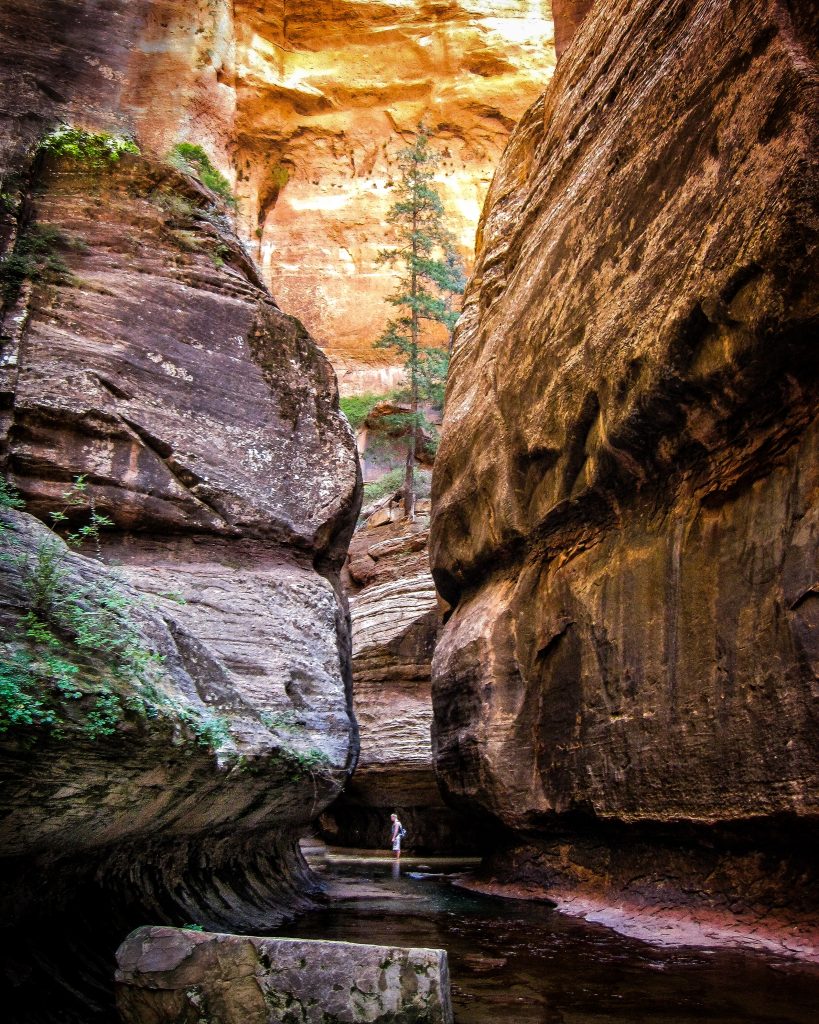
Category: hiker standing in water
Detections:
[{"x1": 390, "y1": 813, "x2": 405, "y2": 859}]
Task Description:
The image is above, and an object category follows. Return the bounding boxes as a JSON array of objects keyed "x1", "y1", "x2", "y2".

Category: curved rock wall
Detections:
[
  {"x1": 321, "y1": 516, "x2": 481, "y2": 854},
  {"x1": 430, "y1": 0, "x2": 819, "y2": 925},
  {"x1": 0, "y1": 6, "x2": 361, "y2": 1017}
]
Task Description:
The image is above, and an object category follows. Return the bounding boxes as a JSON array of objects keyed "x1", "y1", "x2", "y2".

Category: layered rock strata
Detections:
[
  {"x1": 322, "y1": 515, "x2": 480, "y2": 853},
  {"x1": 116, "y1": 926, "x2": 453, "y2": 1024},
  {"x1": 0, "y1": 3, "x2": 568, "y2": 390},
  {"x1": 0, "y1": 145, "x2": 359, "y2": 1016},
  {"x1": 430, "y1": 0, "x2": 819, "y2": 932},
  {"x1": 231, "y1": 1, "x2": 558, "y2": 378}
]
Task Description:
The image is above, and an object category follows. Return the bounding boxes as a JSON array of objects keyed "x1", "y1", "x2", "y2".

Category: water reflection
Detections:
[{"x1": 279, "y1": 853, "x2": 819, "y2": 1024}]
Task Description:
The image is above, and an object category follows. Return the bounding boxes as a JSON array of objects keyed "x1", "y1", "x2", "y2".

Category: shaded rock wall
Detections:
[
  {"x1": 430, "y1": 0, "x2": 819, "y2": 920},
  {"x1": 0, "y1": 74, "x2": 359, "y2": 1024},
  {"x1": 321, "y1": 515, "x2": 481, "y2": 854},
  {"x1": 552, "y1": 1, "x2": 595, "y2": 58}
]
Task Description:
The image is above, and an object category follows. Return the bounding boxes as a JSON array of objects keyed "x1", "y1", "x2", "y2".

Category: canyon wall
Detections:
[
  {"x1": 322, "y1": 512, "x2": 480, "y2": 853},
  {"x1": 0, "y1": 3, "x2": 361, "y2": 1018},
  {"x1": 230, "y1": 1, "x2": 558, "y2": 386},
  {"x1": 430, "y1": 0, "x2": 819, "y2": 931}
]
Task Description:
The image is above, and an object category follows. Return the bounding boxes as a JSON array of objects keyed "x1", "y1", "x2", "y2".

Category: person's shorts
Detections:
[{"x1": 392, "y1": 837, "x2": 401, "y2": 851}]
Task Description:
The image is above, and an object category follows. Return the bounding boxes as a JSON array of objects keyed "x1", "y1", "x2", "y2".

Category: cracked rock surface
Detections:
[{"x1": 116, "y1": 926, "x2": 453, "y2": 1024}]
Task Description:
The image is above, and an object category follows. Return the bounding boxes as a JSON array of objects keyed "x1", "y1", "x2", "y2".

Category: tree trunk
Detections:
[{"x1": 405, "y1": 193, "x2": 419, "y2": 521}]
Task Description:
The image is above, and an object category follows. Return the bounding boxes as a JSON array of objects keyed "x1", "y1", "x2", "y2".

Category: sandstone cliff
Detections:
[
  {"x1": 321, "y1": 513, "x2": 479, "y2": 853},
  {"x1": 430, "y1": 0, "x2": 819, "y2": 937},
  {"x1": 0, "y1": 101, "x2": 359, "y2": 1024},
  {"x1": 0, "y1": 2, "x2": 561, "y2": 390},
  {"x1": 231, "y1": 1, "x2": 558, "y2": 381}
]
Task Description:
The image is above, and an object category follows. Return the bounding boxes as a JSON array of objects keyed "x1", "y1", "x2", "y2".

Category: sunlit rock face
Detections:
[
  {"x1": 1, "y1": 2, "x2": 559, "y2": 390},
  {"x1": 430, "y1": 0, "x2": 819, "y2": 924},
  {"x1": 231, "y1": 1, "x2": 557, "y2": 386}
]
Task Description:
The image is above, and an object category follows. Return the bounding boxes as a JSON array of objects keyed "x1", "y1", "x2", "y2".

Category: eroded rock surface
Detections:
[
  {"x1": 116, "y1": 926, "x2": 454, "y2": 1024},
  {"x1": 430, "y1": 0, "x2": 819, "y2": 923},
  {"x1": 0, "y1": 147, "x2": 359, "y2": 1015},
  {"x1": 322, "y1": 515, "x2": 480, "y2": 853}
]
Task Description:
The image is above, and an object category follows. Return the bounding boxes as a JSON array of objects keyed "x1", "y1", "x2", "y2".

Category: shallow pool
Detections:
[{"x1": 278, "y1": 852, "x2": 819, "y2": 1024}]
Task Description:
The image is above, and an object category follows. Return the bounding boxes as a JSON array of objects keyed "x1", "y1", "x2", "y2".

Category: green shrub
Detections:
[
  {"x1": 260, "y1": 709, "x2": 302, "y2": 733},
  {"x1": 0, "y1": 478, "x2": 24, "y2": 510},
  {"x1": 362, "y1": 467, "x2": 405, "y2": 505},
  {"x1": 339, "y1": 393, "x2": 384, "y2": 431},
  {"x1": 168, "y1": 143, "x2": 236, "y2": 209},
  {"x1": 0, "y1": 223, "x2": 73, "y2": 304},
  {"x1": 38, "y1": 125, "x2": 139, "y2": 168}
]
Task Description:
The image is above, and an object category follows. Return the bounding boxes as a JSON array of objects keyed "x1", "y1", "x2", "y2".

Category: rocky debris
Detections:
[
  {"x1": 430, "y1": 0, "x2": 819, "y2": 918},
  {"x1": 0, "y1": 146, "x2": 359, "y2": 1017},
  {"x1": 322, "y1": 515, "x2": 481, "y2": 853},
  {"x1": 116, "y1": 926, "x2": 454, "y2": 1024}
]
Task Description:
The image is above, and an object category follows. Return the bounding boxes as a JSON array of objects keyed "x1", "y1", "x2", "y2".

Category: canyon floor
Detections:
[{"x1": 282, "y1": 845, "x2": 819, "y2": 1024}]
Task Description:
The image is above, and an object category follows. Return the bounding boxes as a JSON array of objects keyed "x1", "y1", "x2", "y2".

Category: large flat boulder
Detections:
[{"x1": 116, "y1": 926, "x2": 453, "y2": 1024}]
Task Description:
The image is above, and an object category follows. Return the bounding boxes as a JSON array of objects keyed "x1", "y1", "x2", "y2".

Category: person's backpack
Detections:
[{"x1": 399, "y1": 825, "x2": 407, "y2": 840}]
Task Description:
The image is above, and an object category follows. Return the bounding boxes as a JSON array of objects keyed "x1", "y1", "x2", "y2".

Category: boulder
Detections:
[
  {"x1": 116, "y1": 926, "x2": 453, "y2": 1024},
  {"x1": 430, "y1": 0, "x2": 819, "y2": 919}
]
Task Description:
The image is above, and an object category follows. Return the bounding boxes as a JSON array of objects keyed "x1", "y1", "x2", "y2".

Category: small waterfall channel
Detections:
[{"x1": 279, "y1": 846, "x2": 819, "y2": 1024}]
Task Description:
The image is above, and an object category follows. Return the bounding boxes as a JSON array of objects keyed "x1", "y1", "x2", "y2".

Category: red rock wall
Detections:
[
  {"x1": 430, "y1": 0, "x2": 819, "y2": 923},
  {"x1": 0, "y1": 3, "x2": 360, "y2": 1016},
  {"x1": 552, "y1": 0, "x2": 595, "y2": 57}
]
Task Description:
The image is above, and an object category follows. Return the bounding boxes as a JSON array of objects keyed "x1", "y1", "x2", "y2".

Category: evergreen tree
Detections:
[{"x1": 375, "y1": 127, "x2": 466, "y2": 519}]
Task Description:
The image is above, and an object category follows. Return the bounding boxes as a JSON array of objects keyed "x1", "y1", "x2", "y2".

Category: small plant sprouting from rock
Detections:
[
  {"x1": 0, "y1": 223, "x2": 75, "y2": 305},
  {"x1": 259, "y1": 708, "x2": 303, "y2": 733},
  {"x1": 38, "y1": 125, "x2": 139, "y2": 168},
  {"x1": 0, "y1": 478, "x2": 232, "y2": 751},
  {"x1": 168, "y1": 143, "x2": 237, "y2": 209}
]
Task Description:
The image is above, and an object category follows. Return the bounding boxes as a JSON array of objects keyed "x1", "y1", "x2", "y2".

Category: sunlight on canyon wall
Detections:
[
  {"x1": 231, "y1": 1, "x2": 557, "y2": 386},
  {"x1": 72, "y1": 2, "x2": 558, "y2": 389}
]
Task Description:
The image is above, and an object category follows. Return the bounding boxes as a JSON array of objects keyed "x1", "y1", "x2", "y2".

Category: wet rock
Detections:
[
  {"x1": 430, "y1": 0, "x2": 819, "y2": 914},
  {"x1": 116, "y1": 926, "x2": 454, "y2": 1024}
]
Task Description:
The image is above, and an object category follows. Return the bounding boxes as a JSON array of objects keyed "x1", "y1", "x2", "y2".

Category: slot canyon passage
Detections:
[{"x1": 0, "y1": 0, "x2": 817, "y2": 1022}]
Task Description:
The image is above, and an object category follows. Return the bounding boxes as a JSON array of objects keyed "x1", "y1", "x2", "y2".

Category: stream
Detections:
[{"x1": 279, "y1": 851, "x2": 819, "y2": 1024}]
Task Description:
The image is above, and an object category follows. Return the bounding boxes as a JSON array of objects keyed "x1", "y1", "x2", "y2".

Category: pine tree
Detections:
[{"x1": 375, "y1": 127, "x2": 466, "y2": 519}]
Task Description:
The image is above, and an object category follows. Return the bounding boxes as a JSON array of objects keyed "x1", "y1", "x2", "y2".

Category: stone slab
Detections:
[{"x1": 116, "y1": 926, "x2": 453, "y2": 1024}]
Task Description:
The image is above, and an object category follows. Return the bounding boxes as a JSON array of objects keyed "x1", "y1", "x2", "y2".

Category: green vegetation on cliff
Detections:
[
  {"x1": 38, "y1": 124, "x2": 139, "y2": 167},
  {"x1": 168, "y1": 142, "x2": 237, "y2": 208},
  {"x1": 0, "y1": 479, "x2": 230, "y2": 748}
]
